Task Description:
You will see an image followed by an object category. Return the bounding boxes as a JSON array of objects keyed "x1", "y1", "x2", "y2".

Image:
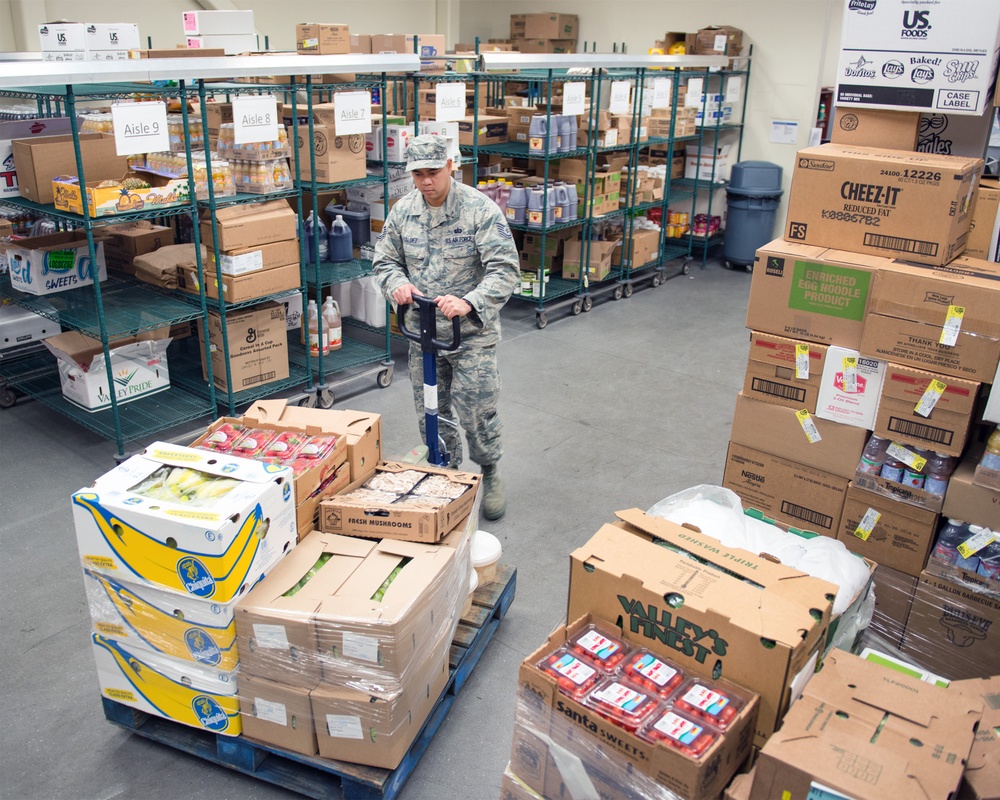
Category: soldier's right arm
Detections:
[{"x1": 372, "y1": 206, "x2": 411, "y2": 301}]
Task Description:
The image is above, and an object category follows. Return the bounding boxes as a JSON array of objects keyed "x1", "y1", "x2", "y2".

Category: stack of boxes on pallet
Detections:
[
  {"x1": 724, "y1": 1, "x2": 1000, "y2": 684},
  {"x1": 508, "y1": 13, "x2": 579, "y2": 55}
]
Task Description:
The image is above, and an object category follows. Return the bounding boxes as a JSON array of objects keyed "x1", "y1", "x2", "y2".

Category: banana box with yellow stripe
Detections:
[
  {"x1": 91, "y1": 633, "x2": 242, "y2": 736},
  {"x1": 84, "y1": 569, "x2": 239, "y2": 671},
  {"x1": 72, "y1": 442, "x2": 297, "y2": 605}
]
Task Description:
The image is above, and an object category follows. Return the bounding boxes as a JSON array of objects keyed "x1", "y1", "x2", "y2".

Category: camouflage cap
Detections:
[{"x1": 405, "y1": 134, "x2": 450, "y2": 171}]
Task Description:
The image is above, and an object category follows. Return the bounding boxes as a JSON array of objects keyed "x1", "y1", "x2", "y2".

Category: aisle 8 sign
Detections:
[{"x1": 232, "y1": 95, "x2": 279, "y2": 144}]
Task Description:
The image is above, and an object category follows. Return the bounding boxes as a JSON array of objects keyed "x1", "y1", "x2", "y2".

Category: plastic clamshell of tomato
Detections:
[
  {"x1": 538, "y1": 648, "x2": 601, "y2": 700},
  {"x1": 583, "y1": 677, "x2": 659, "y2": 732},
  {"x1": 639, "y1": 707, "x2": 718, "y2": 757},
  {"x1": 199, "y1": 422, "x2": 247, "y2": 453},
  {"x1": 260, "y1": 431, "x2": 307, "y2": 463},
  {"x1": 296, "y1": 434, "x2": 338, "y2": 460},
  {"x1": 567, "y1": 622, "x2": 630, "y2": 672},
  {"x1": 671, "y1": 679, "x2": 744, "y2": 730},
  {"x1": 622, "y1": 649, "x2": 686, "y2": 700},
  {"x1": 232, "y1": 429, "x2": 277, "y2": 458}
]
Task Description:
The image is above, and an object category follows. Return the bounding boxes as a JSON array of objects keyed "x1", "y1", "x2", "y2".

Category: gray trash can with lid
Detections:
[{"x1": 723, "y1": 160, "x2": 783, "y2": 271}]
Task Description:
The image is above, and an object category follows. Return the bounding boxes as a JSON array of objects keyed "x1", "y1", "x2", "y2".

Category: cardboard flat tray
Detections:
[{"x1": 100, "y1": 564, "x2": 516, "y2": 800}]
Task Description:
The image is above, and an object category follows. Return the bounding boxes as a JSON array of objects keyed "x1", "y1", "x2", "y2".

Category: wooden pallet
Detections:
[{"x1": 102, "y1": 564, "x2": 517, "y2": 800}]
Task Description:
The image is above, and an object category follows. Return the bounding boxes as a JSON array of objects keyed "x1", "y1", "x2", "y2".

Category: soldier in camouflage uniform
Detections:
[{"x1": 373, "y1": 135, "x2": 520, "y2": 520}]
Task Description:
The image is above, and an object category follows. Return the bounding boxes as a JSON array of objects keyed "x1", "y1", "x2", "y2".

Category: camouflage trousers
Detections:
[{"x1": 407, "y1": 341, "x2": 503, "y2": 468}]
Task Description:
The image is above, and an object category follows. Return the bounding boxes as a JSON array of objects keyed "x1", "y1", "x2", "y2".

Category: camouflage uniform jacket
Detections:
[{"x1": 373, "y1": 179, "x2": 520, "y2": 347}]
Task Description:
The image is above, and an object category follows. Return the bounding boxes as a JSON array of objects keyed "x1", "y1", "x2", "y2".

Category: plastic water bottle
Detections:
[
  {"x1": 880, "y1": 453, "x2": 905, "y2": 483},
  {"x1": 507, "y1": 183, "x2": 527, "y2": 224},
  {"x1": 857, "y1": 435, "x2": 889, "y2": 475},
  {"x1": 329, "y1": 215, "x2": 353, "y2": 263},
  {"x1": 304, "y1": 211, "x2": 328, "y2": 263},
  {"x1": 923, "y1": 452, "x2": 955, "y2": 497},
  {"x1": 981, "y1": 426, "x2": 1000, "y2": 471},
  {"x1": 932, "y1": 519, "x2": 970, "y2": 566},
  {"x1": 323, "y1": 297, "x2": 342, "y2": 351},
  {"x1": 303, "y1": 298, "x2": 328, "y2": 356}
]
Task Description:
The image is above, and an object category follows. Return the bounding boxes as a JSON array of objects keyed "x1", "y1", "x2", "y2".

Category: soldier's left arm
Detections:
[{"x1": 462, "y1": 204, "x2": 520, "y2": 322}]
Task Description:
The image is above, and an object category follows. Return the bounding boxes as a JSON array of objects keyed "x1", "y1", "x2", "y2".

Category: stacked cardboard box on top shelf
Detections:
[
  {"x1": 723, "y1": 0, "x2": 1000, "y2": 685},
  {"x1": 509, "y1": 13, "x2": 578, "y2": 55}
]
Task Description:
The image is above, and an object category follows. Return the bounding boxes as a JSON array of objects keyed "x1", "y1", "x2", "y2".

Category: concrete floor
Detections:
[{"x1": 0, "y1": 259, "x2": 752, "y2": 800}]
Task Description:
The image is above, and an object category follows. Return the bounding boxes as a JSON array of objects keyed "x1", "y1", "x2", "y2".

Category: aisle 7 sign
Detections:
[
  {"x1": 111, "y1": 101, "x2": 169, "y2": 156},
  {"x1": 232, "y1": 95, "x2": 279, "y2": 144},
  {"x1": 436, "y1": 82, "x2": 467, "y2": 122},
  {"x1": 333, "y1": 91, "x2": 372, "y2": 135}
]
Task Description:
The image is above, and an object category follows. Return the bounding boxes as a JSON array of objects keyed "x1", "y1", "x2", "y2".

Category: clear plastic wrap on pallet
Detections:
[
  {"x1": 234, "y1": 521, "x2": 473, "y2": 695},
  {"x1": 647, "y1": 485, "x2": 876, "y2": 650}
]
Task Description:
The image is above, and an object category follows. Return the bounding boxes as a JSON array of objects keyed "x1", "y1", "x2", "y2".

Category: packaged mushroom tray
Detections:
[{"x1": 319, "y1": 462, "x2": 481, "y2": 543}]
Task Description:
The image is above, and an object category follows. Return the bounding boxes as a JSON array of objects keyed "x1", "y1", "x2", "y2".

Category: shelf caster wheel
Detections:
[
  {"x1": 536, "y1": 312, "x2": 548, "y2": 329},
  {"x1": 571, "y1": 299, "x2": 583, "y2": 316},
  {"x1": 377, "y1": 368, "x2": 393, "y2": 388},
  {"x1": 745, "y1": 263, "x2": 753, "y2": 274},
  {"x1": 582, "y1": 296, "x2": 593, "y2": 312},
  {"x1": 0, "y1": 387, "x2": 16, "y2": 409},
  {"x1": 317, "y1": 389, "x2": 335, "y2": 409},
  {"x1": 723, "y1": 261, "x2": 734, "y2": 270},
  {"x1": 650, "y1": 273, "x2": 662, "y2": 288},
  {"x1": 612, "y1": 285, "x2": 624, "y2": 301},
  {"x1": 682, "y1": 261, "x2": 692, "y2": 276},
  {"x1": 298, "y1": 393, "x2": 317, "y2": 408},
  {"x1": 623, "y1": 283, "x2": 634, "y2": 298}
]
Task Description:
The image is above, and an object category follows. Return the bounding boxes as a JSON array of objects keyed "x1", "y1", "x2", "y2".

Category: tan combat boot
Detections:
[{"x1": 481, "y1": 464, "x2": 507, "y2": 521}]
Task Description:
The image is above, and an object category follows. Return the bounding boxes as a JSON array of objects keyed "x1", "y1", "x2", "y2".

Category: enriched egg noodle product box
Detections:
[
  {"x1": 92, "y1": 633, "x2": 242, "y2": 735},
  {"x1": 784, "y1": 144, "x2": 982, "y2": 266},
  {"x1": 860, "y1": 255, "x2": 1000, "y2": 382},
  {"x1": 748, "y1": 649, "x2": 982, "y2": 800},
  {"x1": 72, "y1": 442, "x2": 297, "y2": 604},
  {"x1": 568, "y1": 510, "x2": 837, "y2": 747}
]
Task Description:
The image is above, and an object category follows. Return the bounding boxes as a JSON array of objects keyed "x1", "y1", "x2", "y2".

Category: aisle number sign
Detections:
[
  {"x1": 436, "y1": 82, "x2": 467, "y2": 122},
  {"x1": 562, "y1": 82, "x2": 586, "y2": 115},
  {"x1": 685, "y1": 78, "x2": 704, "y2": 108},
  {"x1": 651, "y1": 78, "x2": 672, "y2": 109},
  {"x1": 333, "y1": 91, "x2": 372, "y2": 135},
  {"x1": 232, "y1": 95, "x2": 279, "y2": 145},
  {"x1": 111, "y1": 101, "x2": 169, "y2": 156},
  {"x1": 609, "y1": 81, "x2": 631, "y2": 114}
]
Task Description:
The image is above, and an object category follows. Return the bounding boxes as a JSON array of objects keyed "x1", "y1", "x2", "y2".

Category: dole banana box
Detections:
[
  {"x1": 91, "y1": 632, "x2": 242, "y2": 736},
  {"x1": 83, "y1": 568, "x2": 238, "y2": 671},
  {"x1": 568, "y1": 510, "x2": 837, "y2": 748},
  {"x1": 72, "y1": 442, "x2": 296, "y2": 604}
]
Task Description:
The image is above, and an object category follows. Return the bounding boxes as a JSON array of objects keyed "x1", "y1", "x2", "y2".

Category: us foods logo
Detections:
[
  {"x1": 901, "y1": 10, "x2": 931, "y2": 38},
  {"x1": 845, "y1": 55, "x2": 876, "y2": 79}
]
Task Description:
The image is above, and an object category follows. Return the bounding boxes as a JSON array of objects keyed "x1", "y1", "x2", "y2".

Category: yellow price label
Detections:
[
  {"x1": 854, "y1": 508, "x2": 881, "y2": 541},
  {"x1": 940, "y1": 305, "x2": 965, "y2": 346},
  {"x1": 841, "y1": 356, "x2": 858, "y2": 394},
  {"x1": 957, "y1": 528, "x2": 996, "y2": 560},
  {"x1": 795, "y1": 409, "x2": 822, "y2": 443},
  {"x1": 914, "y1": 379, "x2": 946, "y2": 417},
  {"x1": 795, "y1": 344, "x2": 810, "y2": 379}
]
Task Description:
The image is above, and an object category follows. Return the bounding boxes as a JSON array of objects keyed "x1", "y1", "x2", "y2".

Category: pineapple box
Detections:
[{"x1": 53, "y1": 172, "x2": 188, "y2": 218}]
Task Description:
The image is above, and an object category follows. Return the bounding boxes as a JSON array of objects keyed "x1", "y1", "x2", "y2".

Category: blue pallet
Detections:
[{"x1": 102, "y1": 564, "x2": 517, "y2": 800}]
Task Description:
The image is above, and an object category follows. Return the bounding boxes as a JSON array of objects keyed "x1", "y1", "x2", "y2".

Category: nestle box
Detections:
[
  {"x1": 201, "y1": 200, "x2": 297, "y2": 253},
  {"x1": 458, "y1": 115, "x2": 508, "y2": 146},
  {"x1": 730, "y1": 392, "x2": 868, "y2": 480},
  {"x1": 966, "y1": 176, "x2": 1000, "y2": 261},
  {"x1": 295, "y1": 23, "x2": 349, "y2": 55},
  {"x1": 901, "y1": 569, "x2": 1000, "y2": 680},
  {"x1": 749, "y1": 650, "x2": 982, "y2": 800},
  {"x1": 831, "y1": 107, "x2": 920, "y2": 150},
  {"x1": 836, "y1": 0, "x2": 1000, "y2": 116},
  {"x1": 786, "y1": 144, "x2": 982, "y2": 265},
  {"x1": 97, "y1": 221, "x2": 171, "y2": 274},
  {"x1": 723, "y1": 442, "x2": 849, "y2": 536},
  {"x1": 288, "y1": 124, "x2": 366, "y2": 184},
  {"x1": 311, "y1": 646, "x2": 448, "y2": 769},
  {"x1": 12, "y1": 132, "x2": 128, "y2": 205},
  {"x1": 870, "y1": 564, "x2": 919, "y2": 649},
  {"x1": 944, "y1": 448, "x2": 1000, "y2": 530},
  {"x1": 199, "y1": 302, "x2": 289, "y2": 392},
  {"x1": 238, "y1": 674, "x2": 317, "y2": 756},
  {"x1": 951, "y1": 676, "x2": 1000, "y2": 800},
  {"x1": 569, "y1": 513, "x2": 834, "y2": 748},
  {"x1": 319, "y1": 461, "x2": 480, "y2": 543},
  {"x1": 744, "y1": 332, "x2": 827, "y2": 412},
  {"x1": 235, "y1": 532, "x2": 376, "y2": 686},
  {"x1": 520, "y1": 614, "x2": 758, "y2": 800},
  {"x1": 72, "y1": 443, "x2": 296, "y2": 603},
  {"x1": 873, "y1": 364, "x2": 979, "y2": 457},
  {"x1": 523, "y1": 13, "x2": 578, "y2": 40},
  {"x1": 837, "y1": 483, "x2": 940, "y2": 576},
  {"x1": 815, "y1": 346, "x2": 887, "y2": 429},
  {"x1": 5, "y1": 230, "x2": 107, "y2": 296},
  {"x1": 747, "y1": 239, "x2": 885, "y2": 350},
  {"x1": 861, "y1": 256, "x2": 1000, "y2": 381}
]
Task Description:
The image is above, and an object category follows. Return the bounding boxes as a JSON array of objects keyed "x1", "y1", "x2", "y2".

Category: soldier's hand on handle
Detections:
[
  {"x1": 392, "y1": 283, "x2": 422, "y2": 306},
  {"x1": 434, "y1": 294, "x2": 471, "y2": 320}
]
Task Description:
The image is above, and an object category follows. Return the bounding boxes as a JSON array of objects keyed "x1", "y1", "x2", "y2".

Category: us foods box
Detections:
[
  {"x1": 836, "y1": 0, "x2": 1000, "y2": 116},
  {"x1": 72, "y1": 442, "x2": 296, "y2": 603},
  {"x1": 860, "y1": 255, "x2": 1000, "y2": 381},
  {"x1": 784, "y1": 144, "x2": 982, "y2": 266},
  {"x1": 747, "y1": 239, "x2": 887, "y2": 350},
  {"x1": 749, "y1": 650, "x2": 982, "y2": 800},
  {"x1": 568, "y1": 510, "x2": 836, "y2": 747}
]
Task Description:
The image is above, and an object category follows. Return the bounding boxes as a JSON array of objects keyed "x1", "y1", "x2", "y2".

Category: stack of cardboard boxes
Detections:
[{"x1": 509, "y1": 13, "x2": 578, "y2": 55}]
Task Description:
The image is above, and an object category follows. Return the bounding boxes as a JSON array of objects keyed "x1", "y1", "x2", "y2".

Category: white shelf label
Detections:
[
  {"x1": 725, "y1": 76, "x2": 743, "y2": 102},
  {"x1": 609, "y1": 81, "x2": 631, "y2": 115},
  {"x1": 112, "y1": 101, "x2": 169, "y2": 156},
  {"x1": 563, "y1": 82, "x2": 586, "y2": 116},
  {"x1": 651, "y1": 78, "x2": 672, "y2": 109},
  {"x1": 685, "y1": 78, "x2": 704, "y2": 107},
  {"x1": 232, "y1": 94, "x2": 279, "y2": 145},
  {"x1": 333, "y1": 90, "x2": 372, "y2": 135},
  {"x1": 435, "y1": 82, "x2": 467, "y2": 122}
]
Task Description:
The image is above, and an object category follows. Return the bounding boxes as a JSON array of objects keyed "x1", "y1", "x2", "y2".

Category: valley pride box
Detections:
[{"x1": 72, "y1": 442, "x2": 297, "y2": 604}]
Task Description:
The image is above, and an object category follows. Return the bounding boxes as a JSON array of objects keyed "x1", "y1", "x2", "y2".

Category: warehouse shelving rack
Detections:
[{"x1": 0, "y1": 53, "x2": 419, "y2": 457}]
